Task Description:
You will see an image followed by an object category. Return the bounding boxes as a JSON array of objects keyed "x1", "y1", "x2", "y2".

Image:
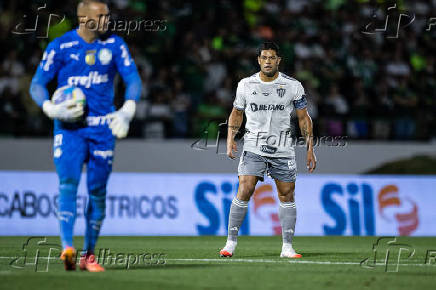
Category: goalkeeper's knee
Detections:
[{"x1": 86, "y1": 185, "x2": 107, "y2": 224}]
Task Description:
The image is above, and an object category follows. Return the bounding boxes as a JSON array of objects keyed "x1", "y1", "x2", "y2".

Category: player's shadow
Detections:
[
  {"x1": 240, "y1": 252, "x2": 279, "y2": 258},
  {"x1": 242, "y1": 252, "x2": 331, "y2": 258},
  {"x1": 107, "y1": 264, "x2": 222, "y2": 271}
]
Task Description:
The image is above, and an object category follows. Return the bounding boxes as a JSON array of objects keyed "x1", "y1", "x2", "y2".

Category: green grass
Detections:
[{"x1": 1, "y1": 236, "x2": 435, "y2": 290}]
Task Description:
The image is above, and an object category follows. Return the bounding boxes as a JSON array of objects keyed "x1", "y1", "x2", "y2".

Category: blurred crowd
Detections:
[{"x1": 0, "y1": 0, "x2": 435, "y2": 140}]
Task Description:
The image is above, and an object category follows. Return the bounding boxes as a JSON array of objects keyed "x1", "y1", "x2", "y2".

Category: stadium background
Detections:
[
  {"x1": 0, "y1": 0, "x2": 435, "y2": 238},
  {"x1": 0, "y1": 1, "x2": 435, "y2": 289},
  {"x1": 1, "y1": 0, "x2": 435, "y2": 140}
]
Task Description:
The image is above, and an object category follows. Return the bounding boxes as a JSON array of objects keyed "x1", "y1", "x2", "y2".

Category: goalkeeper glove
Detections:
[
  {"x1": 42, "y1": 100, "x2": 84, "y2": 122},
  {"x1": 107, "y1": 100, "x2": 136, "y2": 139}
]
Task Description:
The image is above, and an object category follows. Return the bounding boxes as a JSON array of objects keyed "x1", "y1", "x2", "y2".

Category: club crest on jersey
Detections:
[
  {"x1": 85, "y1": 50, "x2": 96, "y2": 65},
  {"x1": 98, "y1": 48, "x2": 112, "y2": 65},
  {"x1": 277, "y1": 88, "x2": 286, "y2": 98}
]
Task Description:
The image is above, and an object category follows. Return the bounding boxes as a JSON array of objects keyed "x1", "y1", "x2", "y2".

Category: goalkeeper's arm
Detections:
[
  {"x1": 29, "y1": 75, "x2": 83, "y2": 121},
  {"x1": 108, "y1": 72, "x2": 142, "y2": 139}
]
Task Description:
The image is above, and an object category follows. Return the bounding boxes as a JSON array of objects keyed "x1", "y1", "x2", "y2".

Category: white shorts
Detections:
[{"x1": 238, "y1": 151, "x2": 297, "y2": 182}]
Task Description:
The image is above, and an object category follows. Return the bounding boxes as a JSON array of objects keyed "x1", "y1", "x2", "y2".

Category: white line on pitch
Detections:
[
  {"x1": 1, "y1": 256, "x2": 435, "y2": 267},
  {"x1": 167, "y1": 258, "x2": 360, "y2": 265},
  {"x1": 167, "y1": 258, "x2": 435, "y2": 267}
]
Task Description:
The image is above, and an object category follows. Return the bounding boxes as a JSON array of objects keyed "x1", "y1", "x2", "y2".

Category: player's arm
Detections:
[
  {"x1": 227, "y1": 108, "x2": 243, "y2": 159},
  {"x1": 227, "y1": 81, "x2": 246, "y2": 159},
  {"x1": 294, "y1": 87, "x2": 316, "y2": 173},
  {"x1": 109, "y1": 38, "x2": 142, "y2": 139},
  {"x1": 29, "y1": 41, "x2": 83, "y2": 121}
]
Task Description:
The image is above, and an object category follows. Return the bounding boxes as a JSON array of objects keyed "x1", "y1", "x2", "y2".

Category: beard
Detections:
[{"x1": 262, "y1": 67, "x2": 277, "y2": 77}]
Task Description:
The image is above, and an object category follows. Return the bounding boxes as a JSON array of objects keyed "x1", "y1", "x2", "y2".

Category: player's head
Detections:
[
  {"x1": 77, "y1": 0, "x2": 110, "y2": 34},
  {"x1": 257, "y1": 42, "x2": 281, "y2": 77}
]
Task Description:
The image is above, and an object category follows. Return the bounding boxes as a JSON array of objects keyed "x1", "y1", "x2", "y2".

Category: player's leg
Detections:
[
  {"x1": 80, "y1": 129, "x2": 114, "y2": 272},
  {"x1": 53, "y1": 129, "x2": 87, "y2": 270},
  {"x1": 220, "y1": 151, "x2": 266, "y2": 257},
  {"x1": 274, "y1": 179, "x2": 301, "y2": 258},
  {"x1": 220, "y1": 175, "x2": 258, "y2": 257},
  {"x1": 268, "y1": 156, "x2": 301, "y2": 258}
]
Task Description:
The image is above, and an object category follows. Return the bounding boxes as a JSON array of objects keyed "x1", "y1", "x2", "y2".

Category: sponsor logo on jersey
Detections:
[
  {"x1": 67, "y1": 71, "x2": 109, "y2": 88},
  {"x1": 93, "y1": 150, "x2": 113, "y2": 159},
  {"x1": 260, "y1": 145, "x2": 277, "y2": 154},
  {"x1": 277, "y1": 88, "x2": 286, "y2": 98},
  {"x1": 98, "y1": 48, "x2": 112, "y2": 65},
  {"x1": 70, "y1": 53, "x2": 79, "y2": 61},
  {"x1": 60, "y1": 41, "x2": 79, "y2": 49},
  {"x1": 252, "y1": 91, "x2": 257, "y2": 95},
  {"x1": 262, "y1": 92, "x2": 270, "y2": 96},
  {"x1": 98, "y1": 37, "x2": 115, "y2": 44},
  {"x1": 250, "y1": 103, "x2": 285, "y2": 112},
  {"x1": 86, "y1": 116, "x2": 111, "y2": 126},
  {"x1": 85, "y1": 50, "x2": 96, "y2": 65}
]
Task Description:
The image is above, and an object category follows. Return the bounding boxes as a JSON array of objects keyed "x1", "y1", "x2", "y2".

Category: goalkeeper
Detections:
[{"x1": 29, "y1": 0, "x2": 141, "y2": 272}]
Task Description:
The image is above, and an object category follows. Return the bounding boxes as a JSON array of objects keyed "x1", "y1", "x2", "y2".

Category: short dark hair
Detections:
[
  {"x1": 79, "y1": 0, "x2": 107, "y2": 4},
  {"x1": 257, "y1": 42, "x2": 280, "y2": 57},
  {"x1": 77, "y1": 0, "x2": 109, "y2": 16},
  {"x1": 77, "y1": 0, "x2": 108, "y2": 10}
]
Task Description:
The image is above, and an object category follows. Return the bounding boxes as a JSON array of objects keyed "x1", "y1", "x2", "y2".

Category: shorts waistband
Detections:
[{"x1": 86, "y1": 115, "x2": 111, "y2": 126}]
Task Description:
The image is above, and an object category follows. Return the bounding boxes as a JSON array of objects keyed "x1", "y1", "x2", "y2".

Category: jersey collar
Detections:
[{"x1": 256, "y1": 72, "x2": 281, "y2": 84}]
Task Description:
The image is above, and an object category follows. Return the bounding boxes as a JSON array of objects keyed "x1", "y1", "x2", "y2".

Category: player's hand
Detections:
[
  {"x1": 306, "y1": 150, "x2": 317, "y2": 173},
  {"x1": 227, "y1": 140, "x2": 237, "y2": 159},
  {"x1": 42, "y1": 100, "x2": 84, "y2": 122},
  {"x1": 107, "y1": 110, "x2": 130, "y2": 138},
  {"x1": 107, "y1": 100, "x2": 136, "y2": 139}
]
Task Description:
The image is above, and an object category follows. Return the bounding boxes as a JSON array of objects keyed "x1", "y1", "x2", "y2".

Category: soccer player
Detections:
[
  {"x1": 220, "y1": 42, "x2": 316, "y2": 258},
  {"x1": 29, "y1": 0, "x2": 141, "y2": 271}
]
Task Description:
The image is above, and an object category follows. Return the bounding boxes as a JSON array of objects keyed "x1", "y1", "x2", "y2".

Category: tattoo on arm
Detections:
[
  {"x1": 299, "y1": 116, "x2": 313, "y2": 151},
  {"x1": 301, "y1": 123, "x2": 309, "y2": 138},
  {"x1": 228, "y1": 110, "x2": 243, "y2": 139}
]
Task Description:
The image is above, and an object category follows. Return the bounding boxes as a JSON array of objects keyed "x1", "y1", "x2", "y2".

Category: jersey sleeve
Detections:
[
  {"x1": 29, "y1": 40, "x2": 62, "y2": 107},
  {"x1": 113, "y1": 37, "x2": 142, "y2": 101},
  {"x1": 233, "y1": 80, "x2": 246, "y2": 110},
  {"x1": 292, "y1": 82, "x2": 307, "y2": 110}
]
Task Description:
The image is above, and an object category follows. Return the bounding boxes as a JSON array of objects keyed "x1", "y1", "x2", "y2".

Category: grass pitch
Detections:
[{"x1": 1, "y1": 236, "x2": 435, "y2": 290}]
